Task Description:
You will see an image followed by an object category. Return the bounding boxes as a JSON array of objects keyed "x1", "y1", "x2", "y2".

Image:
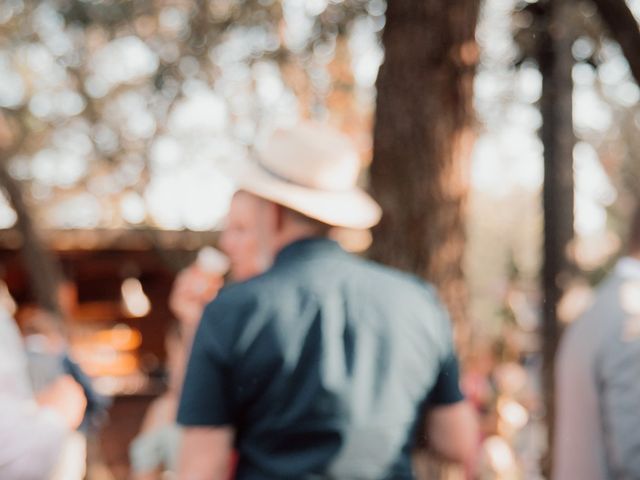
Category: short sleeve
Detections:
[
  {"x1": 427, "y1": 351, "x2": 465, "y2": 406},
  {"x1": 177, "y1": 302, "x2": 235, "y2": 427},
  {"x1": 418, "y1": 284, "x2": 465, "y2": 406}
]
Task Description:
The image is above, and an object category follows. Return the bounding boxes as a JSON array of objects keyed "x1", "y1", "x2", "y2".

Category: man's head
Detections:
[
  {"x1": 219, "y1": 122, "x2": 381, "y2": 280},
  {"x1": 220, "y1": 190, "x2": 330, "y2": 281}
]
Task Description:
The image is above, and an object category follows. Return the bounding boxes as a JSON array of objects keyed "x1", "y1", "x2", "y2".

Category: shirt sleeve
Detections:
[
  {"x1": 0, "y1": 398, "x2": 68, "y2": 479},
  {"x1": 177, "y1": 301, "x2": 235, "y2": 427},
  {"x1": 597, "y1": 326, "x2": 640, "y2": 476},
  {"x1": 419, "y1": 285, "x2": 465, "y2": 406},
  {"x1": 0, "y1": 311, "x2": 69, "y2": 479},
  {"x1": 427, "y1": 351, "x2": 465, "y2": 406}
]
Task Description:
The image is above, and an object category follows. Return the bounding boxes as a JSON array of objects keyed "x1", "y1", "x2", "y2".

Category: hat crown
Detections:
[{"x1": 258, "y1": 123, "x2": 360, "y2": 192}]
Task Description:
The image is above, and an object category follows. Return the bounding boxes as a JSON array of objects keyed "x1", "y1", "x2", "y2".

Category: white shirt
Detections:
[
  {"x1": 614, "y1": 255, "x2": 640, "y2": 280},
  {"x1": 0, "y1": 308, "x2": 68, "y2": 480}
]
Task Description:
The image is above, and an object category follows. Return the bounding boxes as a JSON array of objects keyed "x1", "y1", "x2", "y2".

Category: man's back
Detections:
[{"x1": 178, "y1": 238, "x2": 463, "y2": 479}]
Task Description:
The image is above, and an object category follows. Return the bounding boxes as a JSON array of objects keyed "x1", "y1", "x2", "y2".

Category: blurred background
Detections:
[{"x1": 1, "y1": 0, "x2": 639, "y2": 478}]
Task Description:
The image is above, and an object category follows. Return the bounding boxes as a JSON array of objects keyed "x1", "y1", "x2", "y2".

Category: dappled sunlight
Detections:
[{"x1": 0, "y1": 0, "x2": 639, "y2": 479}]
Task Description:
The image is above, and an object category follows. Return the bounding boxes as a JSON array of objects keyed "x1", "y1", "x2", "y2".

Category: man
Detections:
[
  {"x1": 22, "y1": 309, "x2": 106, "y2": 480},
  {"x1": 177, "y1": 123, "x2": 478, "y2": 479},
  {"x1": 554, "y1": 208, "x2": 640, "y2": 479},
  {"x1": 0, "y1": 304, "x2": 87, "y2": 480}
]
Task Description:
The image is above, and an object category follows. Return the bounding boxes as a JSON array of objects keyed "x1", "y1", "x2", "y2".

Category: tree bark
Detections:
[
  {"x1": 591, "y1": 0, "x2": 640, "y2": 87},
  {"x1": 538, "y1": 0, "x2": 575, "y2": 475},
  {"x1": 369, "y1": 0, "x2": 479, "y2": 346},
  {"x1": 369, "y1": 3, "x2": 479, "y2": 477},
  {"x1": 0, "y1": 129, "x2": 63, "y2": 316}
]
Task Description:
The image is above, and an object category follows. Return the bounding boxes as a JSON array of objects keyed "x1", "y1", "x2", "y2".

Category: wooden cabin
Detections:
[{"x1": 0, "y1": 227, "x2": 219, "y2": 480}]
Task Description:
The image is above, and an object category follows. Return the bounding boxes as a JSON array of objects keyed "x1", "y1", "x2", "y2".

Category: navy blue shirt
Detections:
[{"x1": 178, "y1": 238, "x2": 464, "y2": 479}]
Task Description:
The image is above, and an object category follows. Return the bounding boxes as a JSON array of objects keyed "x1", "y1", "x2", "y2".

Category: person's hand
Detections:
[
  {"x1": 36, "y1": 375, "x2": 87, "y2": 430},
  {"x1": 169, "y1": 266, "x2": 222, "y2": 328}
]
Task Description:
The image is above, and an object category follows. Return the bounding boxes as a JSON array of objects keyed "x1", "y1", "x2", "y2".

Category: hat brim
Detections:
[{"x1": 220, "y1": 159, "x2": 382, "y2": 230}]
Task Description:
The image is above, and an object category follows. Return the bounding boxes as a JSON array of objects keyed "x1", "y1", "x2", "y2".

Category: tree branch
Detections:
[{"x1": 592, "y1": 0, "x2": 640, "y2": 86}]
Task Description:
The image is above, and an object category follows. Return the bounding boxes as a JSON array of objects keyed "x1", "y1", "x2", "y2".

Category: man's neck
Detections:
[{"x1": 274, "y1": 230, "x2": 327, "y2": 254}]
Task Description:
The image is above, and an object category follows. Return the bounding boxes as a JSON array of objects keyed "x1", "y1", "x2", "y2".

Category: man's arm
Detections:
[
  {"x1": 178, "y1": 426, "x2": 234, "y2": 480},
  {"x1": 423, "y1": 351, "x2": 479, "y2": 473},
  {"x1": 425, "y1": 400, "x2": 479, "y2": 468}
]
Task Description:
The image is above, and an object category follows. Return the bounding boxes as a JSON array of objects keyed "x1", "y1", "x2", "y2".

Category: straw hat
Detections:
[{"x1": 223, "y1": 122, "x2": 382, "y2": 229}]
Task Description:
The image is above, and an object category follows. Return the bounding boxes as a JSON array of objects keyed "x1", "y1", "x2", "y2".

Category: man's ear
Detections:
[{"x1": 273, "y1": 203, "x2": 287, "y2": 233}]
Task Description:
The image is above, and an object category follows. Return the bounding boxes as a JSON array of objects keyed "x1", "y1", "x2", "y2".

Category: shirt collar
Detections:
[
  {"x1": 275, "y1": 237, "x2": 344, "y2": 265},
  {"x1": 615, "y1": 256, "x2": 640, "y2": 280}
]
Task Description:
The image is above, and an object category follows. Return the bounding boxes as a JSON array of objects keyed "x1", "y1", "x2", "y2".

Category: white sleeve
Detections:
[
  {"x1": 0, "y1": 310, "x2": 69, "y2": 479},
  {"x1": 0, "y1": 398, "x2": 68, "y2": 480}
]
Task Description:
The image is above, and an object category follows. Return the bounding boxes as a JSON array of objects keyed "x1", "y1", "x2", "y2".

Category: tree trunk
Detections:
[
  {"x1": 538, "y1": 0, "x2": 575, "y2": 475},
  {"x1": 591, "y1": 0, "x2": 640, "y2": 87},
  {"x1": 0, "y1": 161, "x2": 63, "y2": 316},
  {"x1": 369, "y1": 0, "x2": 479, "y2": 346},
  {"x1": 369, "y1": 2, "x2": 479, "y2": 478}
]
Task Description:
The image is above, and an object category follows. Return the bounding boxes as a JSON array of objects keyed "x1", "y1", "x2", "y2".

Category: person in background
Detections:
[
  {"x1": 177, "y1": 123, "x2": 479, "y2": 480},
  {"x1": 22, "y1": 309, "x2": 109, "y2": 432},
  {"x1": 554, "y1": 206, "x2": 640, "y2": 479},
  {"x1": 21, "y1": 309, "x2": 108, "y2": 480},
  {"x1": 0, "y1": 302, "x2": 87, "y2": 480},
  {"x1": 129, "y1": 247, "x2": 229, "y2": 480},
  {"x1": 129, "y1": 322, "x2": 187, "y2": 480},
  {"x1": 130, "y1": 208, "x2": 274, "y2": 480}
]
